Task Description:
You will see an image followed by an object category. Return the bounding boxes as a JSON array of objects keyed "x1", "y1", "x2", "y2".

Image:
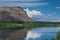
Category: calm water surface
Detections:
[{"x1": 25, "y1": 27, "x2": 60, "y2": 40}]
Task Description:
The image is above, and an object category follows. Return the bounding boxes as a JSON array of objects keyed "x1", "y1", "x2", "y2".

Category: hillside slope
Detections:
[{"x1": 0, "y1": 6, "x2": 32, "y2": 21}]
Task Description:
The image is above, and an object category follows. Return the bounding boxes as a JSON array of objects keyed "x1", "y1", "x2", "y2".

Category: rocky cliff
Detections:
[
  {"x1": 0, "y1": 6, "x2": 32, "y2": 40},
  {"x1": 0, "y1": 6, "x2": 32, "y2": 21}
]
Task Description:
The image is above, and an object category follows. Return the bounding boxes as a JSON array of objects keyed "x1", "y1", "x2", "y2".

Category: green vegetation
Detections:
[
  {"x1": 56, "y1": 31, "x2": 60, "y2": 40},
  {"x1": 0, "y1": 21, "x2": 60, "y2": 40},
  {"x1": 51, "y1": 31, "x2": 60, "y2": 40},
  {"x1": 0, "y1": 21, "x2": 60, "y2": 29},
  {"x1": 45, "y1": 31, "x2": 60, "y2": 40}
]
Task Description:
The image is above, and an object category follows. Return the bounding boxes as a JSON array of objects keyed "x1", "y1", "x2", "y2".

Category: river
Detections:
[{"x1": 24, "y1": 27, "x2": 60, "y2": 40}]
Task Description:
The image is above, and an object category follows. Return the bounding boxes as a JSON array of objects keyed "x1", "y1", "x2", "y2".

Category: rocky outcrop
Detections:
[
  {"x1": 0, "y1": 6, "x2": 32, "y2": 40},
  {"x1": 0, "y1": 6, "x2": 32, "y2": 21},
  {"x1": 0, "y1": 28, "x2": 28, "y2": 40}
]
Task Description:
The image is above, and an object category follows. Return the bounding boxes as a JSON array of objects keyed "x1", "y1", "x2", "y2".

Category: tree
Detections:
[
  {"x1": 56, "y1": 31, "x2": 60, "y2": 40},
  {"x1": 52, "y1": 38, "x2": 56, "y2": 40}
]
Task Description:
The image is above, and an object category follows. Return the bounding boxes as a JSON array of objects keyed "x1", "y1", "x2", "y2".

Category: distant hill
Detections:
[{"x1": 0, "y1": 6, "x2": 32, "y2": 21}]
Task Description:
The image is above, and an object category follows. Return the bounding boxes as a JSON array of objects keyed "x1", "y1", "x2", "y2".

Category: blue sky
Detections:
[{"x1": 0, "y1": 0, "x2": 60, "y2": 22}]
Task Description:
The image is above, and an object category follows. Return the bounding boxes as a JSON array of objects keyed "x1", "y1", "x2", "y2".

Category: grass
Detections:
[{"x1": 0, "y1": 21, "x2": 60, "y2": 29}]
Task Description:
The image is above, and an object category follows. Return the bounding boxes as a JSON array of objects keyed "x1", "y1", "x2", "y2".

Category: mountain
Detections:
[{"x1": 0, "y1": 6, "x2": 32, "y2": 21}]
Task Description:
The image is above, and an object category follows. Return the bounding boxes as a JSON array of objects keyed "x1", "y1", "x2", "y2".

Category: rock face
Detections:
[
  {"x1": 0, "y1": 6, "x2": 32, "y2": 21},
  {"x1": 0, "y1": 6, "x2": 31, "y2": 40},
  {"x1": 0, "y1": 28, "x2": 28, "y2": 40}
]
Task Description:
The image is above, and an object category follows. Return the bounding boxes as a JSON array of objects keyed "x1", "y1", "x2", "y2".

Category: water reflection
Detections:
[{"x1": 25, "y1": 27, "x2": 60, "y2": 40}]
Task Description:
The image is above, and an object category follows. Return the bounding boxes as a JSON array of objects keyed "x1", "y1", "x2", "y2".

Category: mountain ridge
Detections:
[{"x1": 0, "y1": 6, "x2": 32, "y2": 21}]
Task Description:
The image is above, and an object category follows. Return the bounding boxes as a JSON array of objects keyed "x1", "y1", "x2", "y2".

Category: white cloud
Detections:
[
  {"x1": 0, "y1": 2, "x2": 48, "y2": 7},
  {"x1": 23, "y1": 2, "x2": 48, "y2": 7},
  {"x1": 24, "y1": 8, "x2": 59, "y2": 22},
  {"x1": 58, "y1": 27, "x2": 60, "y2": 30},
  {"x1": 56, "y1": 6, "x2": 60, "y2": 9},
  {"x1": 24, "y1": 8, "x2": 56, "y2": 18},
  {"x1": 24, "y1": 8, "x2": 42, "y2": 17},
  {"x1": 0, "y1": 0, "x2": 43, "y2": 1},
  {"x1": 26, "y1": 31, "x2": 42, "y2": 40},
  {"x1": 57, "y1": 19, "x2": 60, "y2": 22},
  {"x1": 47, "y1": 13, "x2": 56, "y2": 17}
]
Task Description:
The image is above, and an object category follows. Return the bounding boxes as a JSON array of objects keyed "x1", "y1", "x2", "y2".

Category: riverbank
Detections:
[{"x1": 0, "y1": 21, "x2": 60, "y2": 29}]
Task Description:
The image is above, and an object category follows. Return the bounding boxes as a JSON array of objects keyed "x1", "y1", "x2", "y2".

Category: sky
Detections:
[{"x1": 0, "y1": 0, "x2": 60, "y2": 22}]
